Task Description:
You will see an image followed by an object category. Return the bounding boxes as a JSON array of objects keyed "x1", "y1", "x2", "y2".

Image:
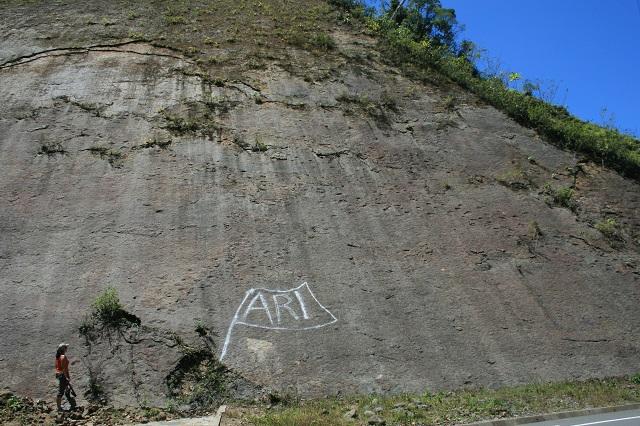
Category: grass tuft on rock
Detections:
[{"x1": 79, "y1": 287, "x2": 141, "y2": 341}]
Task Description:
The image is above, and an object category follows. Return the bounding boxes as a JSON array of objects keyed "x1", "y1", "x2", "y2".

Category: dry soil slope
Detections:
[{"x1": 0, "y1": 0, "x2": 639, "y2": 407}]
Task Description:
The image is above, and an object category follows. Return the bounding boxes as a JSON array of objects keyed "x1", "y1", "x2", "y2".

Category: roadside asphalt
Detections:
[{"x1": 523, "y1": 407, "x2": 640, "y2": 425}]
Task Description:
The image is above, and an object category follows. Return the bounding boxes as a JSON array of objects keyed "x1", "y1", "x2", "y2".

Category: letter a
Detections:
[{"x1": 242, "y1": 292, "x2": 273, "y2": 326}]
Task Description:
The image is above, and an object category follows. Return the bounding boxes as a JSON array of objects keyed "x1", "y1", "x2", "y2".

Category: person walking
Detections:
[{"x1": 55, "y1": 343, "x2": 75, "y2": 411}]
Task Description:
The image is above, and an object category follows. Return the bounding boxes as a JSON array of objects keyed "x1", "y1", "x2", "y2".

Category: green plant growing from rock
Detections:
[
  {"x1": 5, "y1": 396, "x2": 23, "y2": 413},
  {"x1": 528, "y1": 220, "x2": 542, "y2": 241},
  {"x1": 497, "y1": 168, "x2": 531, "y2": 190},
  {"x1": 542, "y1": 183, "x2": 576, "y2": 211},
  {"x1": 595, "y1": 218, "x2": 624, "y2": 247},
  {"x1": 135, "y1": 137, "x2": 172, "y2": 150},
  {"x1": 86, "y1": 146, "x2": 125, "y2": 167},
  {"x1": 253, "y1": 137, "x2": 268, "y2": 152},
  {"x1": 79, "y1": 287, "x2": 141, "y2": 342},
  {"x1": 336, "y1": 93, "x2": 394, "y2": 128},
  {"x1": 441, "y1": 95, "x2": 457, "y2": 112},
  {"x1": 310, "y1": 32, "x2": 336, "y2": 50}
]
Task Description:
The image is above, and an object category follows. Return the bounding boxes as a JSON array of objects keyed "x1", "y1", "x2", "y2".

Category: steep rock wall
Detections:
[{"x1": 1, "y1": 1, "x2": 639, "y2": 406}]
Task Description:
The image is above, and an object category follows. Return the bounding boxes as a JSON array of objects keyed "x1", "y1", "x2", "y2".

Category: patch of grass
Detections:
[
  {"x1": 164, "y1": 15, "x2": 186, "y2": 25},
  {"x1": 163, "y1": 116, "x2": 198, "y2": 134},
  {"x1": 543, "y1": 183, "x2": 576, "y2": 210},
  {"x1": 5, "y1": 396, "x2": 23, "y2": 413},
  {"x1": 441, "y1": 95, "x2": 457, "y2": 112},
  {"x1": 161, "y1": 109, "x2": 221, "y2": 140},
  {"x1": 100, "y1": 17, "x2": 116, "y2": 26},
  {"x1": 142, "y1": 406, "x2": 162, "y2": 419},
  {"x1": 251, "y1": 376, "x2": 640, "y2": 426},
  {"x1": 166, "y1": 348, "x2": 228, "y2": 408},
  {"x1": 310, "y1": 32, "x2": 336, "y2": 50},
  {"x1": 252, "y1": 137, "x2": 268, "y2": 152},
  {"x1": 194, "y1": 320, "x2": 208, "y2": 337},
  {"x1": 285, "y1": 30, "x2": 336, "y2": 52},
  {"x1": 528, "y1": 220, "x2": 543, "y2": 240},
  {"x1": 134, "y1": 137, "x2": 172, "y2": 150},
  {"x1": 380, "y1": 91, "x2": 399, "y2": 112},
  {"x1": 496, "y1": 168, "x2": 531, "y2": 190},
  {"x1": 128, "y1": 31, "x2": 145, "y2": 40},
  {"x1": 79, "y1": 287, "x2": 141, "y2": 341},
  {"x1": 595, "y1": 218, "x2": 624, "y2": 246},
  {"x1": 336, "y1": 93, "x2": 394, "y2": 128},
  {"x1": 86, "y1": 146, "x2": 124, "y2": 167}
]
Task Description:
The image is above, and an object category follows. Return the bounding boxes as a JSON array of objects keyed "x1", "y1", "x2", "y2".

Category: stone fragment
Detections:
[
  {"x1": 344, "y1": 405, "x2": 358, "y2": 419},
  {"x1": 367, "y1": 415, "x2": 386, "y2": 425}
]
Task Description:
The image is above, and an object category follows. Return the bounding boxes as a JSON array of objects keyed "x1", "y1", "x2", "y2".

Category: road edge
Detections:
[{"x1": 464, "y1": 403, "x2": 640, "y2": 425}]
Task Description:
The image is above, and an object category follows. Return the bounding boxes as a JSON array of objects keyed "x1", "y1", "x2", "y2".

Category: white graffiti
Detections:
[{"x1": 220, "y1": 282, "x2": 337, "y2": 360}]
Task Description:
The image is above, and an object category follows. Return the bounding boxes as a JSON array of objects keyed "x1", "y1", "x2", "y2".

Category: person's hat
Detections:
[{"x1": 57, "y1": 343, "x2": 69, "y2": 350}]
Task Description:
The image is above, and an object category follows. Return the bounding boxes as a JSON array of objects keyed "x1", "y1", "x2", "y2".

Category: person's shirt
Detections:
[{"x1": 55, "y1": 355, "x2": 69, "y2": 378}]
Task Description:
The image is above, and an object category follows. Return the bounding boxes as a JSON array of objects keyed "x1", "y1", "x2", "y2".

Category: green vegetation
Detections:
[
  {"x1": 166, "y1": 348, "x2": 228, "y2": 408},
  {"x1": 165, "y1": 324, "x2": 233, "y2": 410},
  {"x1": 86, "y1": 146, "x2": 125, "y2": 167},
  {"x1": 162, "y1": 111, "x2": 220, "y2": 139},
  {"x1": 163, "y1": 115, "x2": 202, "y2": 134},
  {"x1": 134, "y1": 137, "x2": 172, "y2": 150},
  {"x1": 79, "y1": 287, "x2": 141, "y2": 340},
  {"x1": 527, "y1": 220, "x2": 542, "y2": 241},
  {"x1": 440, "y1": 95, "x2": 457, "y2": 112},
  {"x1": 253, "y1": 137, "x2": 269, "y2": 152},
  {"x1": 542, "y1": 183, "x2": 576, "y2": 210},
  {"x1": 160, "y1": 98, "x2": 229, "y2": 140},
  {"x1": 252, "y1": 375, "x2": 640, "y2": 425},
  {"x1": 5, "y1": 396, "x2": 23, "y2": 413},
  {"x1": 286, "y1": 30, "x2": 336, "y2": 51},
  {"x1": 336, "y1": 93, "x2": 395, "y2": 127},
  {"x1": 333, "y1": 0, "x2": 640, "y2": 179},
  {"x1": 194, "y1": 319, "x2": 208, "y2": 337},
  {"x1": 310, "y1": 32, "x2": 336, "y2": 50},
  {"x1": 595, "y1": 218, "x2": 623, "y2": 243},
  {"x1": 496, "y1": 167, "x2": 531, "y2": 190}
]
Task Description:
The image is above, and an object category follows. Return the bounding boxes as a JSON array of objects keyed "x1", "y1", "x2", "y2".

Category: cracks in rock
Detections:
[
  {"x1": 314, "y1": 148, "x2": 350, "y2": 159},
  {"x1": 55, "y1": 95, "x2": 111, "y2": 117},
  {"x1": 0, "y1": 40, "x2": 189, "y2": 70},
  {"x1": 562, "y1": 338, "x2": 610, "y2": 343},
  {"x1": 132, "y1": 138, "x2": 173, "y2": 151},
  {"x1": 37, "y1": 142, "x2": 67, "y2": 157},
  {"x1": 83, "y1": 146, "x2": 125, "y2": 167},
  {"x1": 231, "y1": 80, "x2": 261, "y2": 94},
  {"x1": 568, "y1": 234, "x2": 608, "y2": 252},
  {"x1": 259, "y1": 97, "x2": 308, "y2": 110}
]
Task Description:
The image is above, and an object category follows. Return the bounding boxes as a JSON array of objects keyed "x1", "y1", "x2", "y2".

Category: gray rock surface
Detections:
[{"x1": 1, "y1": 0, "x2": 639, "y2": 408}]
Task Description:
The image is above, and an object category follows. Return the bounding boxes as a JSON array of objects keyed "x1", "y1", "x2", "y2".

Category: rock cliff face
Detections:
[{"x1": 1, "y1": 0, "x2": 639, "y2": 407}]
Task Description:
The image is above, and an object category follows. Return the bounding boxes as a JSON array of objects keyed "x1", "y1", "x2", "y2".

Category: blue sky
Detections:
[{"x1": 366, "y1": 1, "x2": 640, "y2": 136}]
